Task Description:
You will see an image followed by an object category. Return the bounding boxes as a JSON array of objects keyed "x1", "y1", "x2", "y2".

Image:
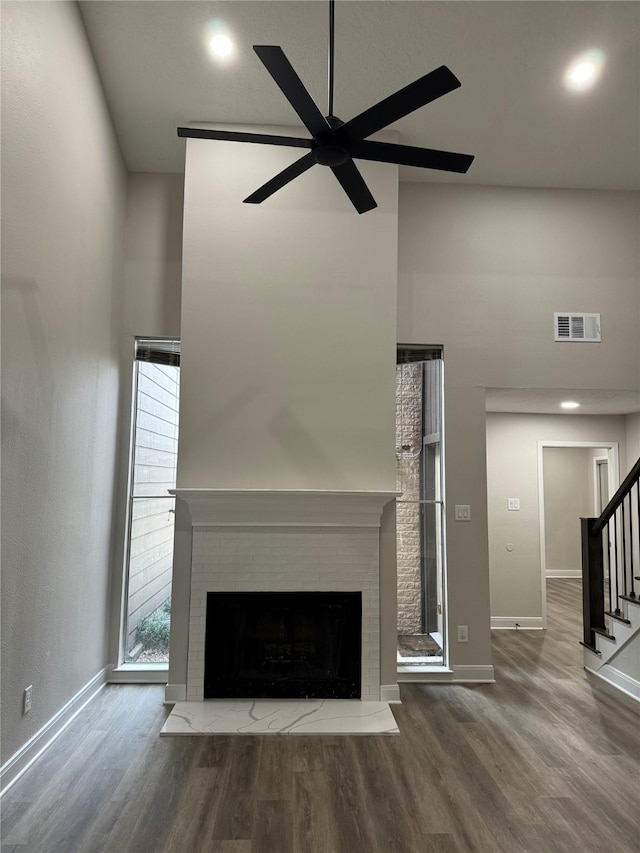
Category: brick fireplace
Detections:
[{"x1": 171, "y1": 489, "x2": 395, "y2": 702}]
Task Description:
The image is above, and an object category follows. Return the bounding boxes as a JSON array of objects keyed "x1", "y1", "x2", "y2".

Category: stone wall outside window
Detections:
[{"x1": 396, "y1": 364, "x2": 422, "y2": 634}]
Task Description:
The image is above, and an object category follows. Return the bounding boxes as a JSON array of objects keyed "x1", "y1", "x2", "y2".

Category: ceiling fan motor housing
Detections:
[{"x1": 313, "y1": 141, "x2": 350, "y2": 166}]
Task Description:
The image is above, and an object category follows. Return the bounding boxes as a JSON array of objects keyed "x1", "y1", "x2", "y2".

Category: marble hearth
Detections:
[
  {"x1": 170, "y1": 490, "x2": 396, "y2": 703},
  {"x1": 161, "y1": 698, "x2": 399, "y2": 736}
]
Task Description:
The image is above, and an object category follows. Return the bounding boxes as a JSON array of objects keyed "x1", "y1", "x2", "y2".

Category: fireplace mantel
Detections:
[
  {"x1": 170, "y1": 489, "x2": 398, "y2": 527},
  {"x1": 171, "y1": 488, "x2": 396, "y2": 702}
]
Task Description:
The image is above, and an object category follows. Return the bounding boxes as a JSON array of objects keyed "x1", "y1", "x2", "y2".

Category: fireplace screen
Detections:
[{"x1": 204, "y1": 591, "x2": 362, "y2": 699}]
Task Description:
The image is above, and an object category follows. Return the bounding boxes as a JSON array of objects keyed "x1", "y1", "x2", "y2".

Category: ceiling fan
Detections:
[{"x1": 177, "y1": 0, "x2": 474, "y2": 214}]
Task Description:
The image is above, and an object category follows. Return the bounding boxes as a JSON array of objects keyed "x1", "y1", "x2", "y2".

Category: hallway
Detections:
[{"x1": 1, "y1": 580, "x2": 638, "y2": 853}]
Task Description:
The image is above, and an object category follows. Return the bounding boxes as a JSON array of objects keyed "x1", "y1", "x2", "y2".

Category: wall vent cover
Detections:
[{"x1": 554, "y1": 312, "x2": 601, "y2": 342}]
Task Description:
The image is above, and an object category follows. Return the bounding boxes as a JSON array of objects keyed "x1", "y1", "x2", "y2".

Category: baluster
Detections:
[
  {"x1": 637, "y1": 478, "x2": 640, "y2": 583},
  {"x1": 629, "y1": 487, "x2": 636, "y2": 598},
  {"x1": 605, "y1": 521, "x2": 612, "y2": 614},
  {"x1": 613, "y1": 512, "x2": 620, "y2": 615},
  {"x1": 621, "y1": 498, "x2": 628, "y2": 598}
]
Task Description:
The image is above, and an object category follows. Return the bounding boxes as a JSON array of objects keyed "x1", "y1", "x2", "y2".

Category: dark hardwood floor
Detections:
[{"x1": 2, "y1": 579, "x2": 639, "y2": 852}]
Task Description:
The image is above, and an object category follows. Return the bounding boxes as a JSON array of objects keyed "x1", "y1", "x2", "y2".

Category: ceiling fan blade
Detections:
[
  {"x1": 177, "y1": 127, "x2": 313, "y2": 149},
  {"x1": 342, "y1": 65, "x2": 461, "y2": 141},
  {"x1": 351, "y1": 139, "x2": 474, "y2": 173},
  {"x1": 253, "y1": 46, "x2": 331, "y2": 138},
  {"x1": 244, "y1": 151, "x2": 317, "y2": 204},
  {"x1": 330, "y1": 159, "x2": 377, "y2": 214}
]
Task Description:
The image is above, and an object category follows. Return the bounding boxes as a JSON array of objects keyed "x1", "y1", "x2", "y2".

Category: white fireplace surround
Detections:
[{"x1": 171, "y1": 489, "x2": 397, "y2": 702}]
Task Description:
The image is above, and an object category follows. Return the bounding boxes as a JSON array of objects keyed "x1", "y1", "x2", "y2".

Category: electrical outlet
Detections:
[
  {"x1": 23, "y1": 685, "x2": 32, "y2": 715},
  {"x1": 457, "y1": 625, "x2": 468, "y2": 643}
]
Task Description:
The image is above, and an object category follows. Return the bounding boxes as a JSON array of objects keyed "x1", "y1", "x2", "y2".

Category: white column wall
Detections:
[
  {"x1": 178, "y1": 129, "x2": 398, "y2": 492},
  {"x1": 169, "y1": 129, "x2": 399, "y2": 693}
]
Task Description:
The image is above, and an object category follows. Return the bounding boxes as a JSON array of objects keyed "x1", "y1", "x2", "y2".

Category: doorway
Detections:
[
  {"x1": 537, "y1": 440, "x2": 619, "y2": 628},
  {"x1": 396, "y1": 347, "x2": 446, "y2": 669},
  {"x1": 595, "y1": 457, "x2": 610, "y2": 514}
]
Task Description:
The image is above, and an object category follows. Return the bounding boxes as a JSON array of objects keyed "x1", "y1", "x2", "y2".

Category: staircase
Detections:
[{"x1": 581, "y1": 456, "x2": 640, "y2": 701}]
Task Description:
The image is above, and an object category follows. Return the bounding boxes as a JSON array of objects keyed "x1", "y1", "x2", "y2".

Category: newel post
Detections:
[{"x1": 581, "y1": 517, "x2": 605, "y2": 650}]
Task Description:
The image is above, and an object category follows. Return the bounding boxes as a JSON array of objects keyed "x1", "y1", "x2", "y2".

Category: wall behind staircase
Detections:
[
  {"x1": 399, "y1": 183, "x2": 638, "y2": 659},
  {"x1": 486, "y1": 413, "x2": 628, "y2": 624},
  {"x1": 627, "y1": 413, "x2": 640, "y2": 465}
]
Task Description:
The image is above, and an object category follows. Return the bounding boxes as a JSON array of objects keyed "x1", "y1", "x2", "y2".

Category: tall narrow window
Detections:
[
  {"x1": 123, "y1": 338, "x2": 180, "y2": 664},
  {"x1": 396, "y1": 346, "x2": 446, "y2": 668}
]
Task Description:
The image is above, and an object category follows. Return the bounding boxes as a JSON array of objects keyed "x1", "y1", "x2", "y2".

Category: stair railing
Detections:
[{"x1": 581, "y1": 456, "x2": 640, "y2": 652}]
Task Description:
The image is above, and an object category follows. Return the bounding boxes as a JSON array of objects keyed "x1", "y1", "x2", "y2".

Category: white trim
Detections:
[
  {"x1": 537, "y1": 440, "x2": 620, "y2": 632},
  {"x1": 585, "y1": 664, "x2": 640, "y2": 703},
  {"x1": 165, "y1": 683, "x2": 187, "y2": 703},
  {"x1": 170, "y1": 489, "x2": 399, "y2": 528},
  {"x1": 108, "y1": 664, "x2": 168, "y2": 684},
  {"x1": 452, "y1": 665, "x2": 496, "y2": 682},
  {"x1": 118, "y1": 350, "x2": 140, "y2": 669},
  {"x1": 592, "y1": 455, "x2": 609, "y2": 515},
  {"x1": 491, "y1": 616, "x2": 544, "y2": 629},
  {"x1": 397, "y1": 653, "x2": 445, "y2": 665},
  {"x1": 380, "y1": 684, "x2": 401, "y2": 704},
  {"x1": 397, "y1": 664, "x2": 494, "y2": 683},
  {"x1": 0, "y1": 666, "x2": 110, "y2": 796},
  {"x1": 397, "y1": 667, "x2": 453, "y2": 681},
  {"x1": 545, "y1": 569, "x2": 581, "y2": 578},
  {"x1": 582, "y1": 645, "x2": 604, "y2": 668}
]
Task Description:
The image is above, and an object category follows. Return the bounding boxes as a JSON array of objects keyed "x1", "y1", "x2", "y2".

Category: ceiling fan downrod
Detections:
[{"x1": 327, "y1": 0, "x2": 336, "y2": 121}]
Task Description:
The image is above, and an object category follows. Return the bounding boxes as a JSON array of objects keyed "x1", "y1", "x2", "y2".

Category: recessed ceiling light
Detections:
[
  {"x1": 565, "y1": 50, "x2": 604, "y2": 91},
  {"x1": 561, "y1": 401, "x2": 581, "y2": 410},
  {"x1": 570, "y1": 62, "x2": 596, "y2": 86},
  {"x1": 209, "y1": 34, "x2": 233, "y2": 59}
]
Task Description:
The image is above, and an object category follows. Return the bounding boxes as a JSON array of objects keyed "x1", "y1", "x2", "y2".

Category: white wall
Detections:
[
  {"x1": 1, "y1": 1, "x2": 127, "y2": 762},
  {"x1": 108, "y1": 173, "x2": 184, "y2": 664},
  {"x1": 626, "y1": 413, "x2": 640, "y2": 468},
  {"x1": 486, "y1": 413, "x2": 627, "y2": 622},
  {"x1": 543, "y1": 447, "x2": 591, "y2": 577},
  {"x1": 178, "y1": 131, "x2": 398, "y2": 491},
  {"x1": 399, "y1": 184, "x2": 639, "y2": 393},
  {"x1": 398, "y1": 182, "x2": 639, "y2": 662},
  {"x1": 122, "y1": 173, "x2": 183, "y2": 339}
]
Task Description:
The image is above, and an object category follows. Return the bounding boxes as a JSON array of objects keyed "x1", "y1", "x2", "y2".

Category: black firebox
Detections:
[{"x1": 204, "y1": 591, "x2": 362, "y2": 699}]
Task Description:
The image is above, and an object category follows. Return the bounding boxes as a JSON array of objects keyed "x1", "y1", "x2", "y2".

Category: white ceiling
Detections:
[
  {"x1": 485, "y1": 387, "x2": 640, "y2": 416},
  {"x1": 79, "y1": 1, "x2": 639, "y2": 417},
  {"x1": 80, "y1": 1, "x2": 640, "y2": 189}
]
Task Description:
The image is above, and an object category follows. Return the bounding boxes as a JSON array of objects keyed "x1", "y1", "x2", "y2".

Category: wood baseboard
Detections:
[
  {"x1": 585, "y1": 664, "x2": 640, "y2": 703},
  {"x1": 0, "y1": 666, "x2": 110, "y2": 796},
  {"x1": 380, "y1": 683, "x2": 401, "y2": 703},
  {"x1": 164, "y1": 683, "x2": 187, "y2": 703},
  {"x1": 398, "y1": 664, "x2": 495, "y2": 684},
  {"x1": 546, "y1": 570, "x2": 581, "y2": 578},
  {"x1": 491, "y1": 617, "x2": 544, "y2": 630}
]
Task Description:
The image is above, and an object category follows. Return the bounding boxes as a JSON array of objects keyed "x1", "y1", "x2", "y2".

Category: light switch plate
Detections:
[
  {"x1": 454, "y1": 505, "x2": 471, "y2": 521},
  {"x1": 508, "y1": 498, "x2": 520, "y2": 511}
]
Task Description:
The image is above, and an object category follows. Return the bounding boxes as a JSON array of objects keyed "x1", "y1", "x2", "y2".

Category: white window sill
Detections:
[{"x1": 109, "y1": 663, "x2": 168, "y2": 683}]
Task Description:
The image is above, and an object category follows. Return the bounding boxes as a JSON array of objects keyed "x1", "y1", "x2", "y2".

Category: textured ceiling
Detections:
[
  {"x1": 79, "y1": 1, "x2": 640, "y2": 189},
  {"x1": 485, "y1": 387, "x2": 640, "y2": 416}
]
